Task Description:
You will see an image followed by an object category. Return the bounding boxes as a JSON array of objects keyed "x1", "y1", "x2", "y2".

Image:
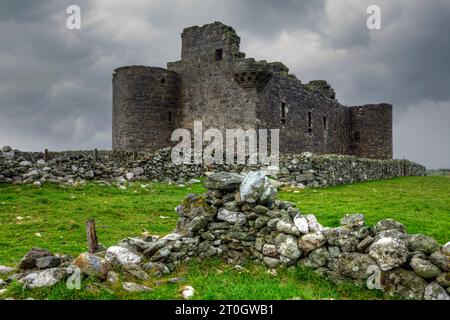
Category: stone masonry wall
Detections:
[
  {"x1": 350, "y1": 104, "x2": 393, "y2": 159},
  {"x1": 167, "y1": 23, "x2": 258, "y2": 132},
  {"x1": 258, "y1": 74, "x2": 352, "y2": 155},
  {"x1": 112, "y1": 66, "x2": 180, "y2": 151},
  {"x1": 0, "y1": 146, "x2": 425, "y2": 186},
  {"x1": 112, "y1": 22, "x2": 394, "y2": 160}
]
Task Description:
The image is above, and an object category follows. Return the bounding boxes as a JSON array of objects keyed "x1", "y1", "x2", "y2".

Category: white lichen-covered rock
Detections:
[
  {"x1": 259, "y1": 179, "x2": 278, "y2": 204},
  {"x1": 276, "y1": 220, "x2": 300, "y2": 236},
  {"x1": 203, "y1": 172, "x2": 243, "y2": 191},
  {"x1": 335, "y1": 252, "x2": 377, "y2": 280},
  {"x1": 122, "y1": 282, "x2": 151, "y2": 293},
  {"x1": 443, "y1": 242, "x2": 450, "y2": 255},
  {"x1": 20, "y1": 268, "x2": 68, "y2": 289},
  {"x1": 125, "y1": 172, "x2": 134, "y2": 181},
  {"x1": 263, "y1": 257, "x2": 280, "y2": 268},
  {"x1": 181, "y1": 285, "x2": 195, "y2": 300},
  {"x1": 106, "y1": 271, "x2": 120, "y2": 285},
  {"x1": 298, "y1": 233, "x2": 326, "y2": 253},
  {"x1": 239, "y1": 171, "x2": 266, "y2": 203},
  {"x1": 308, "y1": 248, "x2": 329, "y2": 267},
  {"x1": 369, "y1": 237, "x2": 408, "y2": 271},
  {"x1": 105, "y1": 246, "x2": 144, "y2": 267},
  {"x1": 340, "y1": 213, "x2": 365, "y2": 229},
  {"x1": 424, "y1": 282, "x2": 450, "y2": 300},
  {"x1": 293, "y1": 215, "x2": 309, "y2": 234},
  {"x1": 304, "y1": 214, "x2": 324, "y2": 233},
  {"x1": 373, "y1": 218, "x2": 406, "y2": 234},
  {"x1": 262, "y1": 244, "x2": 278, "y2": 258},
  {"x1": 277, "y1": 235, "x2": 301, "y2": 260},
  {"x1": 217, "y1": 208, "x2": 246, "y2": 225}
]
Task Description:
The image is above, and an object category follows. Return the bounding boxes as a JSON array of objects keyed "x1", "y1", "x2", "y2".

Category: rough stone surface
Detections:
[
  {"x1": 203, "y1": 172, "x2": 243, "y2": 191},
  {"x1": 369, "y1": 237, "x2": 409, "y2": 271},
  {"x1": 73, "y1": 253, "x2": 110, "y2": 279},
  {"x1": 429, "y1": 251, "x2": 449, "y2": 272},
  {"x1": 35, "y1": 256, "x2": 62, "y2": 269},
  {"x1": 308, "y1": 248, "x2": 329, "y2": 267},
  {"x1": 423, "y1": 282, "x2": 450, "y2": 300},
  {"x1": 340, "y1": 214, "x2": 365, "y2": 229},
  {"x1": 407, "y1": 234, "x2": 441, "y2": 255},
  {"x1": 293, "y1": 215, "x2": 309, "y2": 234},
  {"x1": 0, "y1": 266, "x2": 16, "y2": 275},
  {"x1": 122, "y1": 282, "x2": 152, "y2": 293},
  {"x1": 217, "y1": 208, "x2": 246, "y2": 225},
  {"x1": 143, "y1": 262, "x2": 170, "y2": 277},
  {"x1": 0, "y1": 147, "x2": 425, "y2": 188},
  {"x1": 382, "y1": 269, "x2": 427, "y2": 300},
  {"x1": 410, "y1": 256, "x2": 442, "y2": 279},
  {"x1": 278, "y1": 236, "x2": 301, "y2": 260},
  {"x1": 335, "y1": 252, "x2": 377, "y2": 280},
  {"x1": 443, "y1": 242, "x2": 450, "y2": 255},
  {"x1": 20, "y1": 268, "x2": 68, "y2": 289},
  {"x1": 298, "y1": 233, "x2": 326, "y2": 253},
  {"x1": 276, "y1": 220, "x2": 300, "y2": 236},
  {"x1": 373, "y1": 219, "x2": 406, "y2": 234},
  {"x1": 105, "y1": 246, "x2": 144, "y2": 268},
  {"x1": 239, "y1": 171, "x2": 267, "y2": 203},
  {"x1": 304, "y1": 215, "x2": 323, "y2": 233},
  {"x1": 436, "y1": 272, "x2": 450, "y2": 287},
  {"x1": 18, "y1": 248, "x2": 53, "y2": 270}
]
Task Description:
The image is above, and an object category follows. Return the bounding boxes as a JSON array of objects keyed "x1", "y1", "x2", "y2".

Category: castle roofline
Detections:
[
  {"x1": 182, "y1": 21, "x2": 237, "y2": 35},
  {"x1": 113, "y1": 65, "x2": 170, "y2": 74}
]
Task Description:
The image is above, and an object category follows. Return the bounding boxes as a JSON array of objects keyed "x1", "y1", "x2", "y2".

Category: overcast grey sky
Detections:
[{"x1": 0, "y1": 0, "x2": 449, "y2": 168}]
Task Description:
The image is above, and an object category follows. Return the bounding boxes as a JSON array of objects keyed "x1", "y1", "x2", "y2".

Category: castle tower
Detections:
[
  {"x1": 349, "y1": 103, "x2": 393, "y2": 159},
  {"x1": 180, "y1": 22, "x2": 243, "y2": 63},
  {"x1": 112, "y1": 66, "x2": 179, "y2": 151},
  {"x1": 167, "y1": 22, "x2": 258, "y2": 131}
]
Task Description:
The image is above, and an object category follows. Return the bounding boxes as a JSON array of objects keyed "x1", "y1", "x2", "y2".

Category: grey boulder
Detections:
[
  {"x1": 410, "y1": 256, "x2": 442, "y2": 279},
  {"x1": 20, "y1": 268, "x2": 68, "y2": 289},
  {"x1": 369, "y1": 237, "x2": 408, "y2": 271},
  {"x1": 424, "y1": 282, "x2": 450, "y2": 300},
  {"x1": 407, "y1": 234, "x2": 441, "y2": 255},
  {"x1": 203, "y1": 172, "x2": 243, "y2": 191}
]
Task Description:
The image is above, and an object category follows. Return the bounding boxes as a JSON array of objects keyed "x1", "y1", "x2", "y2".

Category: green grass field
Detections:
[{"x1": 0, "y1": 176, "x2": 448, "y2": 300}]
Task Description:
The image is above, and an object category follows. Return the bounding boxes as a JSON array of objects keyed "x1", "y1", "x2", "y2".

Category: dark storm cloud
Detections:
[{"x1": 0, "y1": 0, "x2": 449, "y2": 168}]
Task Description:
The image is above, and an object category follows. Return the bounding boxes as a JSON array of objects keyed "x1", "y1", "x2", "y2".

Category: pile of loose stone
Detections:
[{"x1": 0, "y1": 171, "x2": 448, "y2": 300}]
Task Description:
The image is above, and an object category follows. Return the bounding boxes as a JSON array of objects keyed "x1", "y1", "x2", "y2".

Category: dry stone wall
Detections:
[
  {"x1": 1, "y1": 171, "x2": 448, "y2": 300},
  {"x1": 0, "y1": 146, "x2": 425, "y2": 187}
]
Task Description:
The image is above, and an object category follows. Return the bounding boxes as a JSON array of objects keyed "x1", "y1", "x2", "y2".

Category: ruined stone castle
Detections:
[{"x1": 112, "y1": 22, "x2": 393, "y2": 159}]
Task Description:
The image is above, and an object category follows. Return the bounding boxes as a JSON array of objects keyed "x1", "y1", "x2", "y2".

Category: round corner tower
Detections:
[
  {"x1": 112, "y1": 66, "x2": 179, "y2": 151},
  {"x1": 349, "y1": 103, "x2": 393, "y2": 159}
]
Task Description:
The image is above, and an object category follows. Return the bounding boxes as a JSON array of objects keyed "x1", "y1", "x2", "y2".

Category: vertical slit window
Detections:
[
  {"x1": 215, "y1": 49, "x2": 223, "y2": 61},
  {"x1": 307, "y1": 111, "x2": 312, "y2": 133},
  {"x1": 281, "y1": 102, "x2": 286, "y2": 124}
]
